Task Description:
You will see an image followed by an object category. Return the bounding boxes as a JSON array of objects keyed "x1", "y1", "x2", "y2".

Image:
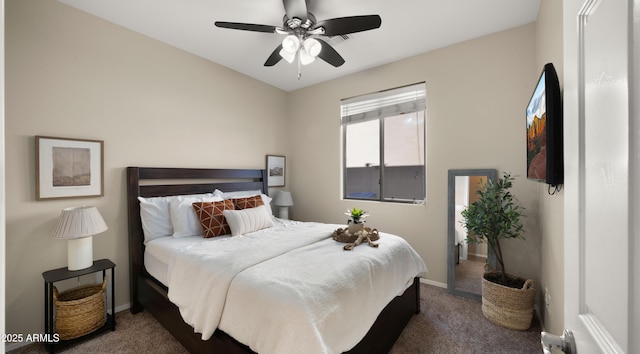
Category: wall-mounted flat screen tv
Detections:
[{"x1": 526, "y1": 63, "x2": 563, "y2": 186}]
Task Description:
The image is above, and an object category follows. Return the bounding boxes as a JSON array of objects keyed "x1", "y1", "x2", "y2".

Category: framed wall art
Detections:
[
  {"x1": 36, "y1": 136, "x2": 104, "y2": 200},
  {"x1": 266, "y1": 155, "x2": 285, "y2": 187}
]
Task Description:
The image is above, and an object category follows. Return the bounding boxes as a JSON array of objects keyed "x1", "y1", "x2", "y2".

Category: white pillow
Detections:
[
  {"x1": 169, "y1": 195, "x2": 223, "y2": 238},
  {"x1": 222, "y1": 205, "x2": 274, "y2": 236},
  {"x1": 259, "y1": 194, "x2": 273, "y2": 216},
  {"x1": 214, "y1": 189, "x2": 273, "y2": 216},
  {"x1": 138, "y1": 193, "x2": 215, "y2": 243},
  {"x1": 138, "y1": 196, "x2": 174, "y2": 244}
]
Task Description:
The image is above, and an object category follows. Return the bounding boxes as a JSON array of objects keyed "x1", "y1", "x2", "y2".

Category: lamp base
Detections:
[
  {"x1": 67, "y1": 236, "x2": 93, "y2": 271},
  {"x1": 278, "y1": 206, "x2": 289, "y2": 220}
]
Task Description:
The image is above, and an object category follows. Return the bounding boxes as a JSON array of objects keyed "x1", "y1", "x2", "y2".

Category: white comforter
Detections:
[{"x1": 164, "y1": 219, "x2": 426, "y2": 354}]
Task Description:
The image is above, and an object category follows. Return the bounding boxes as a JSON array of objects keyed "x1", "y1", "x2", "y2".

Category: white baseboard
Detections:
[
  {"x1": 109, "y1": 302, "x2": 131, "y2": 315},
  {"x1": 534, "y1": 304, "x2": 545, "y2": 332},
  {"x1": 5, "y1": 342, "x2": 22, "y2": 352},
  {"x1": 420, "y1": 277, "x2": 447, "y2": 288}
]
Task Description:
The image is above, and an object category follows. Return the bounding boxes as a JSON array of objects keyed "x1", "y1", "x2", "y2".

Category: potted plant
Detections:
[
  {"x1": 460, "y1": 172, "x2": 535, "y2": 330},
  {"x1": 345, "y1": 207, "x2": 368, "y2": 234}
]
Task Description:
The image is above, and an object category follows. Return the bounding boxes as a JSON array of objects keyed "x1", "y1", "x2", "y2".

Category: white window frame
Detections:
[{"x1": 341, "y1": 82, "x2": 427, "y2": 204}]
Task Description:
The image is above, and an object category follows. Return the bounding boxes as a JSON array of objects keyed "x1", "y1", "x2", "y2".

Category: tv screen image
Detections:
[
  {"x1": 526, "y1": 63, "x2": 563, "y2": 186},
  {"x1": 526, "y1": 70, "x2": 547, "y2": 181}
]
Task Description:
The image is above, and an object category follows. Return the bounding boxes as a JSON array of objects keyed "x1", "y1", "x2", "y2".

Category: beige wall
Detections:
[
  {"x1": 5, "y1": 0, "x2": 287, "y2": 336},
  {"x1": 536, "y1": 0, "x2": 565, "y2": 335},
  {"x1": 286, "y1": 23, "x2": 540, "y2": 287},
  {"x1": 5, "y1": 0, "x2": 549, "y2": 340}
]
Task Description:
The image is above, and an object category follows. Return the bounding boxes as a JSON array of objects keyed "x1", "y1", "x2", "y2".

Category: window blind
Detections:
[{"x1": 341, "y1": 82, "x2": 426, "y2": 125}]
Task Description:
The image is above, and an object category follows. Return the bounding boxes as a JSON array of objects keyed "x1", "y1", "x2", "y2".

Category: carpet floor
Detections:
[
  {"x1": 10, "y1": 283, "x2": 542, "y2": 353},
  {"x1": 453, "y1": 259, "x2": 485, "y2": 295}
]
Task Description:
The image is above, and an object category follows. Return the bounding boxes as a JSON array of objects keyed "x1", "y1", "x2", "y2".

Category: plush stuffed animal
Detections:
[{"x1": 332, "y1": 227, "x2": 380, "y2": 251}]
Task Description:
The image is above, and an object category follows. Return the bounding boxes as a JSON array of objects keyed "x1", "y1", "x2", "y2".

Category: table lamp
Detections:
[
  {"x1": 273, "y1": 191, "x2": 294, "y2": 220},
  {"x1": 51, "y1": 206, "x2": 108, "y2": 271}
]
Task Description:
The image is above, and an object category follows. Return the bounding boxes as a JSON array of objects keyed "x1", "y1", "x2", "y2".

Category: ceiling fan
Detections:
[{"x1": 214, "y1": 0, "x2": 381, "y2": 75}]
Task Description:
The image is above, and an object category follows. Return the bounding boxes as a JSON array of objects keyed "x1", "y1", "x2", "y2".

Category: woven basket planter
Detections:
[
  {"x1": 481, "y1": 271, "x2": 535, "y2": 330},
  {"x1": 54, "y1": 277, "x2": 107, "y2": 340}
]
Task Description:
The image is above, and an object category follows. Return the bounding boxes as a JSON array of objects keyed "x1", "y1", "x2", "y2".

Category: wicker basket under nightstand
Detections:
[
  {"x1": 43, "y1": 259, "x2": 115, "y2": 353},
  {"x1": 53, "y1": 277, "x2": 107, "y2": 340}
]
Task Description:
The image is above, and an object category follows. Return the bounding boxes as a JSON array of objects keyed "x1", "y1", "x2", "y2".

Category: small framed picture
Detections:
[
  {"x1": 266, "y1": 155, "x2": 285, "y2": 187},
  {"x1": 36, "y1": 136, "x2": 104, "y2": 200}
]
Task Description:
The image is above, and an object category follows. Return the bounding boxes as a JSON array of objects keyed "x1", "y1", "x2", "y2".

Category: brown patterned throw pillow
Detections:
[
  {"x1": 232, "y1": 195, "x2": 264, "y2": 210},
  {"x1": 192, "y1": 200, "x2": 235, "y2": 238}
]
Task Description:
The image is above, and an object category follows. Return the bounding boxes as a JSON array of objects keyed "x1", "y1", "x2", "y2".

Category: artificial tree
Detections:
[{"x1": 461, "y1": 172, "x2": 525, "y2": 286}]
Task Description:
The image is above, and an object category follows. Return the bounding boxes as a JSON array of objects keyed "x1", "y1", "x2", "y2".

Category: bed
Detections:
[{"x1": 127, "y1": 167, "x2": 426, "y2": 354}]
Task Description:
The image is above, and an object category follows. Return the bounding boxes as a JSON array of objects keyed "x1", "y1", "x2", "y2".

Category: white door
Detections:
[{"x1": 561, "y1": 0, "x2": 639, "y2": 353}]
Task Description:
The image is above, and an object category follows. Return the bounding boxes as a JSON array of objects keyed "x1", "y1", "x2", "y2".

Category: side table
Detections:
[{"x1": 42, "y1": 259, "x2": 116, "y2": 353}]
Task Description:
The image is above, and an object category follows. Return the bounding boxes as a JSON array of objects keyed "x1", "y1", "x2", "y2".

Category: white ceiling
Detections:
[{"x1": 57, "y1": 0, "x2": 541, "y2": 92}]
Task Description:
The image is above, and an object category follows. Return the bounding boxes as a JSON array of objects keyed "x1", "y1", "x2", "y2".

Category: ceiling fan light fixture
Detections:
[
  {"x1": 299, "y1": 48, "x2": 316, "y2": 65},
  {"x1": 216, "y1": 3, "x2": 381, "y2": 72},
  {"x1": 281, "y1": 35, "x2": 300, "y2": 53},
  {"x1": 279, "y1": 47, "x2": 296, "y2": 63},
  {"x1": 303, "y1": 38, "x2": 322, "y2": 57}
]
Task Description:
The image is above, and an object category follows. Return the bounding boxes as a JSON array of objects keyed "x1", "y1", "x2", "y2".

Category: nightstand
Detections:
[{"x1": 42, "y1": 259, "x2": 115, "y2": 353}]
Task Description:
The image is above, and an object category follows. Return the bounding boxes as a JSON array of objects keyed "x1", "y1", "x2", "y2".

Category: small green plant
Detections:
[
  {"x1": 461, "y1": 172, "x2": 525, "y2": 285},
  {"x1": 345, "y1": 207, "x2": 369, "y2": 224}
]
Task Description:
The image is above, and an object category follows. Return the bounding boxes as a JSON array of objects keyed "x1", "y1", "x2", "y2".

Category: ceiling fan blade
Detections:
[
  {"x1": 214, "y1": 21, "x2": 277, "y2": 33},
  {"x1": 264, "y1": 44, "x2": 284, "y2": 66},
  {"x1": 282, "y1": 0, "x2": 308, "y2": 21},
  {"x1": 313, "y1": 15, "x2": 381, "y2": 36},
  {"x1": 315, "y1": 38, "x2": 345, "y2": 67}
]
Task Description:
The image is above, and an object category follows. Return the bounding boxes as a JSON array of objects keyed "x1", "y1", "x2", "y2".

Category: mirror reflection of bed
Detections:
[{"x1": 447, "y1": 169, "x2": 497, "y2": 300}]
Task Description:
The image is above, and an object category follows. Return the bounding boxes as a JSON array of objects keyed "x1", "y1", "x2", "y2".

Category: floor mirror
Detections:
[{"x1": 446, "y1": 169, "x2": 497, "y2": 300}]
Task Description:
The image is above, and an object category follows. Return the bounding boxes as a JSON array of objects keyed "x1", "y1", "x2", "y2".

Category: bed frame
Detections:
[{"x1": 126, "y1": 166, "x2": 420, "y2": 353}]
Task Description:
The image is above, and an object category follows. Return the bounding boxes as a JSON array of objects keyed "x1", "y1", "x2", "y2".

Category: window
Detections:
[{"x1": 341, "y1": 83, "x2": 426, "y2": 203}]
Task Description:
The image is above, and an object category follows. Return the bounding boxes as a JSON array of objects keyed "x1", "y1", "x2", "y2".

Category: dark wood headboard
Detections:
[{"x1": 126, "y1": 167, "x2": 268, "y2": 312}]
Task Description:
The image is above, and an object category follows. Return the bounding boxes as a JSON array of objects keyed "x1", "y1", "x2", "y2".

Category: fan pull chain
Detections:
[{"x1": 297, "y1": 54, "x2": 302, "y2": 80}]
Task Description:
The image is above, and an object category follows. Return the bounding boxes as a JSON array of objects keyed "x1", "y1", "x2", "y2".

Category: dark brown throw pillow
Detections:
[
  {"x1": 232, "y1": 195, "x2": 264, "y2": 210},
  {"x1": 192, "y1": 200, "x2": 235, "y2": 238}
]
